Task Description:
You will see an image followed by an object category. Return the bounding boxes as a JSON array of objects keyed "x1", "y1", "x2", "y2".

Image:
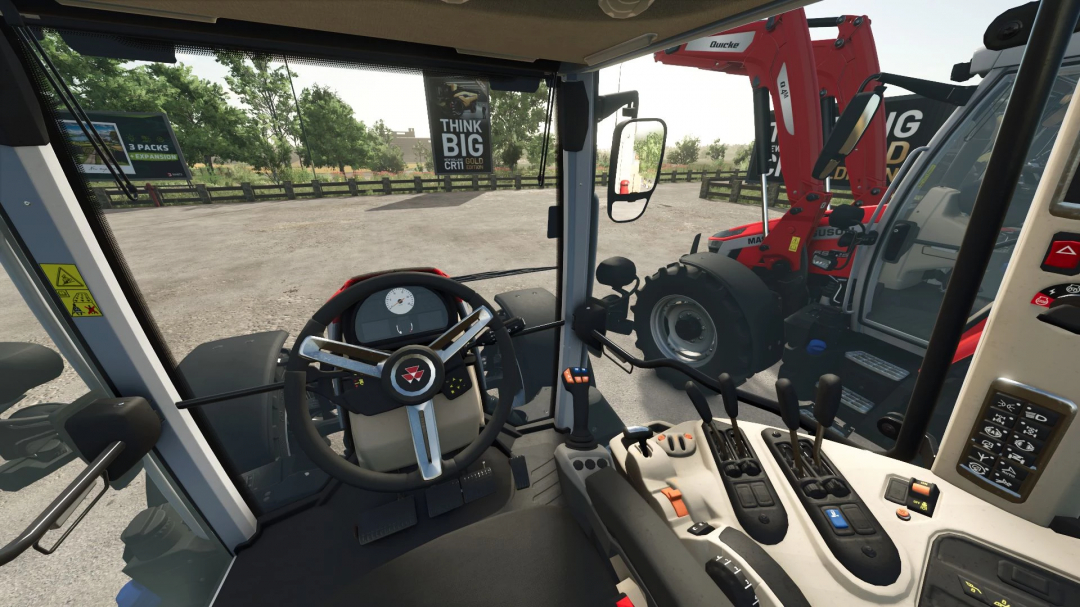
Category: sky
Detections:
[{"x1": 175, "y1": 0, "x2": 1022, "y2": 147}]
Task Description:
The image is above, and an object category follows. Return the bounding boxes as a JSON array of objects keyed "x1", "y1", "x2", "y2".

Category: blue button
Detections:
[{"x1": 824, "y1": 508, "x2": 849, "y2": 529}]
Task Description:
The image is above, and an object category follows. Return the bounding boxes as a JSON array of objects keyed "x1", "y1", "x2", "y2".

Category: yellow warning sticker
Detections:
[
  {"x1": 788, "y1": 236, "x2": 801, "y2": 252},
  {"x1": 39, "y1": 264, "x2": 102, "y2": 317}
]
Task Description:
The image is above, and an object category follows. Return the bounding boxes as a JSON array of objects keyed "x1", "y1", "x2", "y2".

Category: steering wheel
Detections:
[{"x1": 284, "y1": 272, "x2": 522, "y2": 492}]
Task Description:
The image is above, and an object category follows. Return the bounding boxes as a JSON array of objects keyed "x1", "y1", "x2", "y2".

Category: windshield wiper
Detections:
[
  {"x1": 4, "y1": 12, "x2": 139, "y2": 201},
  {"x1": 451, "y1": 266, "x2": 556, "y2": 283}
]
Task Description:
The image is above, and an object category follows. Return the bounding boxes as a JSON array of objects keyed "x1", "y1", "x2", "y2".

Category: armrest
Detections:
[{"x1": 585, "y1": 467, "x2": 731, "y2": 607}]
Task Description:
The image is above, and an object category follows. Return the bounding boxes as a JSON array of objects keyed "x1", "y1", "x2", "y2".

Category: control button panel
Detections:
[
  {"x1": 1040, "y1": 231, "x2": 1080, "y2": 275},
  {"x1": 957, "y1": 379, "x2": 1075, "y2": 502},
  {"x1": 882, "y1": 476, "x2": 940, "y2": 516}
]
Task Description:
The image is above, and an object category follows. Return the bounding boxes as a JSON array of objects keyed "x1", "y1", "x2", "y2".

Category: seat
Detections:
[{"x1": 335, "y1": 505, "x2": 622, "y2": 607}]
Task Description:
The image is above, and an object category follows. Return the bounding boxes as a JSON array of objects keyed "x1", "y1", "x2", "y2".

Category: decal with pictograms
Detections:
[
  {"x1": 1030, "y1": 282, "x2": 1080, "y2": 307},
  {"x1": 39, "y1": 263, "x2": 102, "y2": 317}
]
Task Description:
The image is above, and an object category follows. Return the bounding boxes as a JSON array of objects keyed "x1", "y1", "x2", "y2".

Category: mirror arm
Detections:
[{"x1": 596, "y1": 91, "x2": 639, "y2": 122}]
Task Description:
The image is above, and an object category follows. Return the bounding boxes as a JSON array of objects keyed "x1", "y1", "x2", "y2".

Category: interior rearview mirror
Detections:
[
  {"x1": 812, "y1": 91, "x2": 882, "y2": 181},
  {"x1": 607, "y1": 118, "x2": 667, "y2": 223}
]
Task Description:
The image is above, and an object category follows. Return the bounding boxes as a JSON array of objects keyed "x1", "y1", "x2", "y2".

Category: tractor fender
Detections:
[{"x1": 679, "y1": 252, "x2": 784, "y2": 372}]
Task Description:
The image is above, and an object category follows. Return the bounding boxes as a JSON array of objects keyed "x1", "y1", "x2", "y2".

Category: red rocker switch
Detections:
[{"x1": 1041, "y1": 232, "x2": 1080, "y2": 275}]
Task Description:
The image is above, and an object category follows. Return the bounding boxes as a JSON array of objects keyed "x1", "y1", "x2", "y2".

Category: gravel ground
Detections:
[{"x1": 0, "y1": 182, "x2": 790, "y2": 605}]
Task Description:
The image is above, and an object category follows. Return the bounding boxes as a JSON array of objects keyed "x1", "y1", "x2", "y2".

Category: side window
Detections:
[{"x1": 0, "y1": 263, "x2": 230, "y2": 605}]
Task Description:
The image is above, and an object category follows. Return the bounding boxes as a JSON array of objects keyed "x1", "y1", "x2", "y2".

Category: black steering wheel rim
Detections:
[{"x1": 284, "y1": 271, "x2": 523, "y2": 492}]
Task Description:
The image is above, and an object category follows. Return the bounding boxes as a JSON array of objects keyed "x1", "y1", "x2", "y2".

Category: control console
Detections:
[
  {"x1": 957, "y1": 378, "x2": 1075, "y2": 502},
  {"x1": 687, "y1": 378, "x2": 788, "y2": 545}
]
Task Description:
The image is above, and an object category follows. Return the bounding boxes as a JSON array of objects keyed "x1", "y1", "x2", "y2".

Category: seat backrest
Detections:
[{"x1": 0, "y1": 342, "x2": 63, "y2": 406}]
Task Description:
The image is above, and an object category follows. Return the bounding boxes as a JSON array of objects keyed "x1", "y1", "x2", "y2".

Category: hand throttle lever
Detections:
[
  {"x1": 775, "y1": 378, "x2": 806, "y2": 475},
  {"x1": 718, "y1": 373, "x2": 748, "y2": 458},
  {"x1": 562, "y1": 367, "x2": 596, "y2": 450},
  {"x1": 813, "y1": 374, "x2": 842, "y2": 470}
]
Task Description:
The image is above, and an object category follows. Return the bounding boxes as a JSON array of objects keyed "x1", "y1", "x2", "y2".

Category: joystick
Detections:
[
  {"x1": 775, "y1": 378, "x2": 806, "y2": 475},
  {"x1": 718, "y1": 373, "x2": 747, "y2": 458},
  {"x1": 812, "y1": 374, "x2": 843, "y2": 470},
  {"x1": 562, "y1": 367, "x2": 596, "y2": 449}
]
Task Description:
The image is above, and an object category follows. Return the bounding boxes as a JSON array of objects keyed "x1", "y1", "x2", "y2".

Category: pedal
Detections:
[
  {"x1": 509, "y1": 454, "x2": 531, "y2": 489},
  {"x1": 425, "y1": 478, "x2": 464, "y2": 517},
  {"x1": 840, "y1": 387, "x2": 875, "y2": 414},
  {"x1": 845, "y1": 351, "x2": 910, "y2": 381},
  {"x1": 357, "y1": 496, "x2": 417, "y2": 545},
  {"x1": 461, "y1": 461, "x2": 496, "y2": 503}
]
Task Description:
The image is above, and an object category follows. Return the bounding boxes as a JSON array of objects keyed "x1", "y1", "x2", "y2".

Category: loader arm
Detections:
[
  {"x1": 656, "y1": 8, "x2": 830, "y2": 272},
  {"x1": 812, "y1": 15, "x2": 889, "y2": 207}
]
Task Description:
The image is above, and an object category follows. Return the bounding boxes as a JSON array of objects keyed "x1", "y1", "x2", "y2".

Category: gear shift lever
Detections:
[
  {"x1": 775, "y1": 378, "x2": 806, "y2": 475},
  {"x1": 717, "y1": 373, "x2": 747, "y2": 457},
  {"x1": 812, "y1": 374, "x2": 842, "y2": 471}
]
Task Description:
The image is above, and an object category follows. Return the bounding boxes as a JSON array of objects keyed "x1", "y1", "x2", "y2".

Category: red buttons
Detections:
[{"x1": 1042, "y1": 233, "x2": 1080, "y2": 275}]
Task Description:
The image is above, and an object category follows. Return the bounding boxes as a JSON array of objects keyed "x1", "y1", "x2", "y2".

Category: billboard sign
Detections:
[
  {"x1": 747, "y1": 94, "x2": 956, "y2": 186},
  {"x1": 423, "y1": 75, "x2": 493, "y2": 175},
  {"x1": 58, "y1": 110, "x2": 191, "y2": 180}
]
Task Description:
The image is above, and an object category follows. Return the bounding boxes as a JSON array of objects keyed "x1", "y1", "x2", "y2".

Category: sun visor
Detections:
[
  {"x1": 59, "y1": 31, "x2": 176, "y2": 63},
  {"x1": 489, "y1": 76, "x2": 542, "y2": 93}
]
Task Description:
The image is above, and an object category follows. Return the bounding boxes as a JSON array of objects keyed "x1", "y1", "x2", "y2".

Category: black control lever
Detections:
[
  {"x1": 562, "y1": 367, "x2": 596, "y2": 450},
  {"x1": 813, "y1": 374, "x2": 843, "y2": 470},
  {"x1": 775, "y1": 379, "x2": 806, "y2": 475},
  {"x1": 623, "y1": 426, "x2": 653, "y2": 457},
  {"x1": 718, "y1": 373, "x2": 747, "y2": 458},
  {"x1": 685, "y1": 381, "x2": 730, "y2": 459}
]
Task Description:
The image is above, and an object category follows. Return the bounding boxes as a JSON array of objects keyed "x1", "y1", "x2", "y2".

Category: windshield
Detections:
[{"x1": 38, "y1": 33, "x2": 561, "y2": 514}]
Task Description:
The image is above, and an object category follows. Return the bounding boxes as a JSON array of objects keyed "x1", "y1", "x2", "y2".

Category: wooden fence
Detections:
[
  {"x1": 699, "y1": 174, "x2": 855, "y2": 208},
  {"x1": 93, "y1": 168, "x2": 743, "y2": 208}
]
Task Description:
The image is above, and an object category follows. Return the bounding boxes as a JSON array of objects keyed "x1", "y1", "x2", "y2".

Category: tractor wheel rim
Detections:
[{"x1": 650, "y1": 294, "x2": 718, "y2": 365}]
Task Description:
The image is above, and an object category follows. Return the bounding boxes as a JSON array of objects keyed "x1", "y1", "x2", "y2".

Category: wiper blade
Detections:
[
  {"x1": 451, "y1": 266, "x2": 556, "y2": 283},
  {"x1": 9, "y1": 23, "x2": 139, "y2": 201}
]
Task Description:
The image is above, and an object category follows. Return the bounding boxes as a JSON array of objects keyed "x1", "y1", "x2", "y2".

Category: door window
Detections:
[
  {"x1": 0, "y1": 261, "x2": 230, "y2": 606},
  {"x1": 864, "y1": 66, "x2": 1080, "y2": 342}
]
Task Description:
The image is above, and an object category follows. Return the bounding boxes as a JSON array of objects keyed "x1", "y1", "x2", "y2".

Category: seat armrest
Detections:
[{"x1": 585, "y1": 467, "x2": 731, "y2": 607}]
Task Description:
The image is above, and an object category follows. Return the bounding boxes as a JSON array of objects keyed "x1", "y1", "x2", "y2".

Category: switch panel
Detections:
[{"x1": 956, "y1": 379, "x2": 1075, "y2": 502}]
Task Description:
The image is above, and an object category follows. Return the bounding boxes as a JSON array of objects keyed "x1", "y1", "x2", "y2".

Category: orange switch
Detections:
[
  {"x1": 660, "y1": 487, "x2": 689, "y2": 517},
  {"x1": 911, "y1": 482, "x2": 931, "y2": 497},
  {"x1": 896, "y1": 508, "x2": 911, "y2": 521},
  {"x1": 684, "y1": 433, "x2": 693, "y2": 440},
  {"x1": 657, "y1": 434, "x2": 666, "y2": 443}
]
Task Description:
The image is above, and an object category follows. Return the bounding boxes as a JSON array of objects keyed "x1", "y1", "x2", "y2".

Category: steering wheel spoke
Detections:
[
  {"x1": 298, "y1": 335, "x2": 388, "y2": 378},
  {"x1": 429, "y1": 306, "x2": 493, "y2": 363},
  {"x1": 405, "y1": 400, "x2": 442, "y2": 480}
]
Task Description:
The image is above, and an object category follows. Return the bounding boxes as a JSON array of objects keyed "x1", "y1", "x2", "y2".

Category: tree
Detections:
[
  {"x1": 369, "y1": 120, "x2": 405, "y2": 173},
  {"x1": 216, "y1": 54, "x2": 302, "y2": 181},
  {"x1": 706, "y1": 139, "x2": 728, "y2": 164},
  {"x1": 490, "y1": 82, "x2": 550, "y2": 170},
  {"x1": 147, "y1": 63, "x2": 247, "y2": 172},
  {"x1": 297, "y1": 84, "x2": 375, "y2": 174},
  {"x1": 668, "y1": 135, "x2": 701, "y2": 165},
  {"x1": 413, "y1": 140, "x2": 434, "y2": 172},
  {"x1": 634, "y1": 131, "x2": 665, "y2": 172},
  {"x1": 733, "y1": 141, "x2": 755, "y2": 168},
  {"x1": 525, "y1": 131, "x2": 555, "y2": 171}
]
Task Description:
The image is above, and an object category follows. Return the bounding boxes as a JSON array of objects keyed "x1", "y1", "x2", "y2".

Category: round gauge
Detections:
[{"x1": 385, "y1": 288, "x2": 415, "y2": 315}]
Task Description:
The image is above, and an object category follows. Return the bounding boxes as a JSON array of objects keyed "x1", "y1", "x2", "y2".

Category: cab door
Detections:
[{"x1": 851, "y1": 65, "x2": 1080, "y2": 439}]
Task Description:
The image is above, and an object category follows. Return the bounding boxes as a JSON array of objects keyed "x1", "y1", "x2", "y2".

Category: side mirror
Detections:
[
  {"x1": 607, "y1": 118, "x2": 667, "y2": 223},
  {"x1": 812, "y1": 91, "x2": 882, "y2": 181}
]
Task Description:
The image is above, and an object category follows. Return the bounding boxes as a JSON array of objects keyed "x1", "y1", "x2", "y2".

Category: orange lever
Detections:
[{"x1": 660, "y1": 487, "x2": 689, "y2": 518}]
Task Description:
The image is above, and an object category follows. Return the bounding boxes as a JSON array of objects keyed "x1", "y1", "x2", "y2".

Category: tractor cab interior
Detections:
[{"x1": 1, "y1": 1, "x2": 1080, "y2": 606}]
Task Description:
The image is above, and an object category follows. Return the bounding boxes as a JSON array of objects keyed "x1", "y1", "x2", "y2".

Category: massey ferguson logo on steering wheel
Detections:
[{"x1": 402, "y1": 366, "x2": 426, "y2": 384}]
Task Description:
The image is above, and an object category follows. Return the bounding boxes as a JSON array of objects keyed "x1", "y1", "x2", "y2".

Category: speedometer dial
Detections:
[{"x1": 384, "y1": 287, "x2": 415, "y2": 315}]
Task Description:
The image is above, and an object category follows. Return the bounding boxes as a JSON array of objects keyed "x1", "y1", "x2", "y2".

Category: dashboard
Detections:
[{"x1": 345, "y1": 286, "x2": 452, "y2": 346}]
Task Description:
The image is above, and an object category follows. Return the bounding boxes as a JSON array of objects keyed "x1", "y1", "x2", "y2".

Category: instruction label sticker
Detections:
[
  {"x1": 788, "y1": 236, "x2": 801, "y2": 252},
  {"x1": 39, "y1": 264, "x2": 102, "y2": 317}
]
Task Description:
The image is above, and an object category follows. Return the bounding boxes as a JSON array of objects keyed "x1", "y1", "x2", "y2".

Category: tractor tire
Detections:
[
  {"x1": 633, "y1": 262, "x2": 754, "y2": 389},
  {"x1": 450, "y1": 99, "x2": 465, "y2": 117}
]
